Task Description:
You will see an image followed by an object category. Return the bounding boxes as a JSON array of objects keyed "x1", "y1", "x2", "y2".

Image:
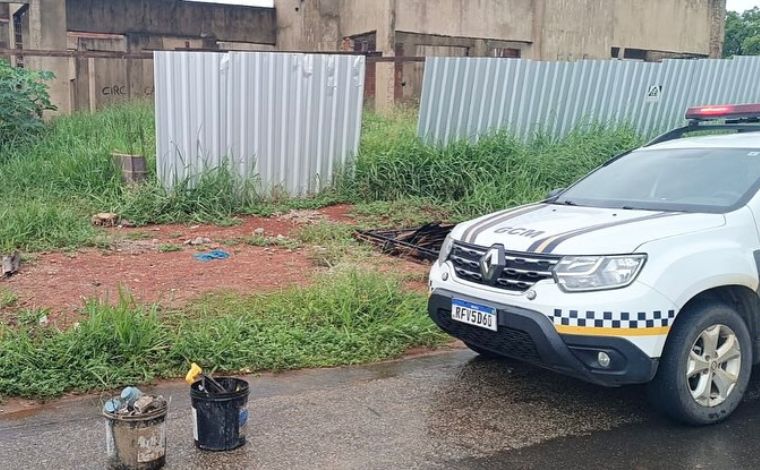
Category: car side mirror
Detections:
[{"x1": 546, "y1": 188, "x2": 565, "y2": 199}]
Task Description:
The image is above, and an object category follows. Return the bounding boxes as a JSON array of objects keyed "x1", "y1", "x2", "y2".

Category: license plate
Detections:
[{"x1": 451, "y1": 299, "x2": 497, "y2": 332}]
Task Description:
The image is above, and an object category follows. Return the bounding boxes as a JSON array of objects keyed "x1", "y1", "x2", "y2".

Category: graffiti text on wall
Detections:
[{"x1": 101, "y1": 84, "x2": 155, "y2": 97}]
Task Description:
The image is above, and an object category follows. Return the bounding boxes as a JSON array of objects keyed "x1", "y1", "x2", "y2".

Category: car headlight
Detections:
[
  {"x1": 438, "y1": 234, "x2": 455, "y2": 264},
  {"x1": 553, "y1": 254, "x2": 646, "y2": 292}
]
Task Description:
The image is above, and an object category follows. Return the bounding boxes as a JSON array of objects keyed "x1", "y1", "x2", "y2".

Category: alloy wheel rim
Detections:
[{"x1": 686, "y1": 324, "x2": 742, "y2": 407}]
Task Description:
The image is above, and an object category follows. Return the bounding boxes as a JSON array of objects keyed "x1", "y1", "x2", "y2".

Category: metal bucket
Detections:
[{"x1": 104, "y1": 405, "x2": 168, "y2": 470}]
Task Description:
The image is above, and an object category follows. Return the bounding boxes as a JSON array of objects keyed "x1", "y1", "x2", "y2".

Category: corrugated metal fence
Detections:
[
  {"x1": 418, "y1": 56, "x2": 760, "y2": 145},
  {"x1": 154, "y1": 51, "x2": 365, "y2": 195}
]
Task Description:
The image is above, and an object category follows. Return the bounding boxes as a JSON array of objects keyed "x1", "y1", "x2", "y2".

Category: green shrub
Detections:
[
  {"x1": 0, "y1": 270, "x2": 444, "y2": 398},
  {"x1": 0, "y1": 60, "x2": 56, "y2": 149}
]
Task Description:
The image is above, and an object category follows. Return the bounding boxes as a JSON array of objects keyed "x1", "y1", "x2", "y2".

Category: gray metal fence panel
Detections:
[
  {"x1": 418, "y1": 56, "x2": 760, "y2": 145},
  {"x1": 154, "y1": 51, "x2": 365, "y2": 195}
]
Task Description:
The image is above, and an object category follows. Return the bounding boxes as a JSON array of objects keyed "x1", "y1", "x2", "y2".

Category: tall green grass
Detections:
[
  {"x1": 0, "y1": 104, "x2": 287, "y2": 251},
  {"x1": 0, "y1": 270, "x2": 442, "y2": 398},
  {"x1": 342, "y1": 111, "x2": 642, "y2": 220},
  {"x1": 0, "y1": 103, "x2": 642, "y2": 251}
]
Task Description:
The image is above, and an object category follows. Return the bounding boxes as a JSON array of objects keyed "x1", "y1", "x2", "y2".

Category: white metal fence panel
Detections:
[
  {"x1": 154, "y1": 51, "x2": 365, "y2": 195},
  {"x1": 418, "y1": 56, "x2": 760, "y2": 145}
]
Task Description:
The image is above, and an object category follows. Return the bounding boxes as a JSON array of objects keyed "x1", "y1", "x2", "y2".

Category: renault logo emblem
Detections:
[{"x1": 480, "y1": 245, "x2": 506, "y2": 283}]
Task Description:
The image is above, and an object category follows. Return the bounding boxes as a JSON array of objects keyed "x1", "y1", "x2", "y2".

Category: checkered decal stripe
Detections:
[{"x1": 551, "y1": 309, "x2": 676, "y2": 329}]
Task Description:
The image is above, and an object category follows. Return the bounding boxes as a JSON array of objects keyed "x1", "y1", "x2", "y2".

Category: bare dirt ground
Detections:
[{"x1": 0, "y1": 204, "x2": 430, "y2": 326}]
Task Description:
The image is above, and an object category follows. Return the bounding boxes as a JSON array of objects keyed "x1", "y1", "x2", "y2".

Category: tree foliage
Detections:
[
  {"x1": 0, "y1": 60, "x2": 56, "y2": 149},
  {"x1": 724, "y1": 7, "x2": 760, "y2": 57}
]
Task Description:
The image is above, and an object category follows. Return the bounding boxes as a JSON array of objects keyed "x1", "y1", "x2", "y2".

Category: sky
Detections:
[{"x1": 727, "y1": 0, "x2": 760, "y2": 11}]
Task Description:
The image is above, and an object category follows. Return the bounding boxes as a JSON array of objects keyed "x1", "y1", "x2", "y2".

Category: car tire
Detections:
[
  {"x1": 647, "y1": 300, "x2": 752, "y2": 425},
  {"x1": 464, "y1": 342, "x2": 502, "y2": 358}
]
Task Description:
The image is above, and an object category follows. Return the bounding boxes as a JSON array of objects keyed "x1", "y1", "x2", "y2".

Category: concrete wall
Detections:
[
  {"x1": 67, "y1": 33, "x2": 155, "y2": 112},
  {"x1": 18, "y1": 0, "x2": 72, "y2": 116},
  {"x1": 395, "y1": 0, "x2": 534, "y2": 44},
  {"x1": 537, "y1": 0, "x2": 724, "y2": 60},
  {"x1": 536, "y1": 0, "x2": 613, "y2": 60},
  {"x1": 610, "y1": 0, "x2": 721, "y2": 57},
  {"x1": 274, "y1": 0, "x2": 390, "y2": 51},
  {"x1": 275, "y1": 0, "x2": 341, "y2": 51},
  {"x1": 396, "y1": 31, "x2": 529, "y2": 101},
  {"x1": 66, "y1": 0, "x2": 277, "y2": 44},
  {"x1": 393, "y1": 0, "x2": 722, "y2": 61},
  {"x1": 272, "y1": 0, "x2": 724, "y2": 110},
  {"x1": 1, "y1": 0, "x2": 278, "y2": 114},
  {"x1": 2, "y1": 0, "x2": 725, "y2": 115}
]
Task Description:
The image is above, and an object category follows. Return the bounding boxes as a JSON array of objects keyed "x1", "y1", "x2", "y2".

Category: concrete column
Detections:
[
  {"x1": 472, "y1": 39, "x2": 488, "y2": 57},
  {"x1": 708, "y1": 0, "x2": 726, "y2": 58},
  {"x1": 23, "y1": 0, "x2": 71, "y2": 116},
  {"x1": 5, "y1": 3, "x2": 23, "y2": 67},
  {"x1": 374, "y1": 0, "x2": 396, "y2": 115},
  {"x1": 0, "y1": 3, "x2": 9, "y2": 57},
  {"x1": 530, "y1": 0, "x2": 545, "y2": 60}
]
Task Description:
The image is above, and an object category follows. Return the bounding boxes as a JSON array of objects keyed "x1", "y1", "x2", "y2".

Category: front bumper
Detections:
[{"x1": 429, "y1": 289, "x2": 659, "y2": 386}]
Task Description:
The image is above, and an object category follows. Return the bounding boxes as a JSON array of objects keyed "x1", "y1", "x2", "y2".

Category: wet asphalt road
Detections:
[{"x1": 3, "y1": 349, "x2": 760, "y2": 469}]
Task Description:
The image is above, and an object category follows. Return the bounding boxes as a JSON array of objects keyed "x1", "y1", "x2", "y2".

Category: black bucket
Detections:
[{"x1": 190, "y1": 377, "x2": 249, "y2": 451}]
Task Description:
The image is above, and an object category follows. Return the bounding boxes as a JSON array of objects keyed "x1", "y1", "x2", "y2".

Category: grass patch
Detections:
[
  {"x1": 0, "y1": 270, "x2": 445, "y2": 398},
  {"x1": 339, "y1": 111, "x2": 642, "y2": 220},
  {"x1": 1, "y1": 103, "x2": 641, "y2": 251},
  {"x1": 245, "y1": 234, "x2": 302, "y2": 250},
  {"x1": 16, "y1": 308, "x2": 48, "y2": 327},
  {"x1": 294, "y1": 222, "x2": 367, "y2": 267},
  {"x1": 352, "y1": 198, "x2": 455, "y2": 228},
  {"x1": 0, "y1": 103, "x2": 341, "y2": 252},
  {"x1": 0, "y1": 288, "x2": 18, "y2": 309},
  {"x1": 158, "y1": 244, "x2": 182, "y2": 253}
]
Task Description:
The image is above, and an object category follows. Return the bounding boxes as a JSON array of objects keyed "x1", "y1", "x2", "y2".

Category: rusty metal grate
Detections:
[{"x1": 355, "y1": 223, "x2": 454, "y2": 262}]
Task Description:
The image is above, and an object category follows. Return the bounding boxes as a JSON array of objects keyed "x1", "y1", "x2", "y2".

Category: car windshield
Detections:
[{"x1": 555, "y1": 147, "x2": 760, "y2": 212}]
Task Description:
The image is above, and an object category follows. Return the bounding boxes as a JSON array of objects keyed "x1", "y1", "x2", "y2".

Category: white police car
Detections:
[{"x1": 429, "y1": 104, "x2": 760, "y2": 424}]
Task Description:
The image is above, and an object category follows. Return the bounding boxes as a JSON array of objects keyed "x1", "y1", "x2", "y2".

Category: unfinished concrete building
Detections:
[{"x1": 0, "y1": 0, "x2": 727, "y2": 114}]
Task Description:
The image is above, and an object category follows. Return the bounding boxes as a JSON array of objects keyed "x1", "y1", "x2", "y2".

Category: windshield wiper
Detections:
[{"x1": 558, "y1": 200, "x2": 578, "y2": 206}]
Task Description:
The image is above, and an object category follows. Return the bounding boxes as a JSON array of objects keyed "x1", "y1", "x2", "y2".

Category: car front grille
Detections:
[
  {"x1": 431, "y1": 307, "x2": 541, "y2": 363},
  {"x1": 448, "y1": 242, "x2": 560, "y2": 292}
]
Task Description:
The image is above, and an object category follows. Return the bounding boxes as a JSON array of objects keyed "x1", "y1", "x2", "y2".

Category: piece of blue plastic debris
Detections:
[
  {"x1": 120, "y1": 386, "x2": 143, "y2": 407},
  {"x1": 193, "y1": 249, "x2": 231, "y2": 262},
  {"x1": 103, "y1": 398, "x2": 122, "y2": 414}
]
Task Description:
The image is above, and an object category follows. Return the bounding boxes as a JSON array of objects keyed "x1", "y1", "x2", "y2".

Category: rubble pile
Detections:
[{"x1": 103, "y1": 386, "x2": 167, "y2": 416}]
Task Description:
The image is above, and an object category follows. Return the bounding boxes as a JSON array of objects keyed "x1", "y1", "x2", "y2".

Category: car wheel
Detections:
[
  {"x1": 647, "y1": 300, "x2": 752, "y2": 425},
  {"x1": 464, "y1": 342, "x2": 502, "y2": 358}
]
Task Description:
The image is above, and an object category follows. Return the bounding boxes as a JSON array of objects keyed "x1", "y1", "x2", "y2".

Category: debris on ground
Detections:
[
  {"x1": 193, "y1": 249, "x2": 231, "y2": 262},
  {"x1": 91, "y1": 212, "x2": 121, "y2": 227},
  {"x1": 356, "y1": 223, "x2": 455, "y2": 262},
  {"x1": 277, "y1": 209, "x2": 326, "y2": 225},
  {"x1": 2, "y1": 251, "x2": 21, "y2": 278},
  {"x1": 103, "y1": 386, "x2": 167, "y2": 416},
  {"x1": 184, "y1": 237, "x2": 213, "y2": 246},
  {"x1": 118, "y1": 219, "x2": 136, "y2": 228},
  {"x1": 253, "y1": 228, "x2": 266, "y2": 235}
]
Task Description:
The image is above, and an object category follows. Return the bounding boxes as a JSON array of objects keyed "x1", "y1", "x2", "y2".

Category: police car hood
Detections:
[{"x1": 454, "y1": 204, "x2": 725, "y2": 255}]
